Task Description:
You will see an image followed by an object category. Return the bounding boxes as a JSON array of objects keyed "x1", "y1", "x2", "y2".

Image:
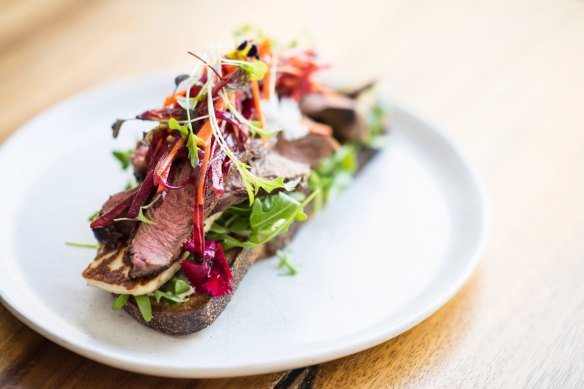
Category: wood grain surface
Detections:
[{"x1": 1, "y1": 0, "x2": 584, "y2": 387}]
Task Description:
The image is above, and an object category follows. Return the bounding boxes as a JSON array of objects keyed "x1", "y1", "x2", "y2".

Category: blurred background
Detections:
[{"x1": 1, "y1": 0, "x2": 583, "y2": 387}]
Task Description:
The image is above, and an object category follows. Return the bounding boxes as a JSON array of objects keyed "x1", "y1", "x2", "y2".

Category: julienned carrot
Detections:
[
  {"x1": 263, "y1": 62, "x2": 271, "y2": 100},
  {"x1": 250, "y1": 80, "x2": 265, "y2": 129},
  {"x1": 258, "y1": 39, "x2": 272, "y2": 58},
  {"x1": 163, "y1": 89, "x2": 186, "y2": 108}
]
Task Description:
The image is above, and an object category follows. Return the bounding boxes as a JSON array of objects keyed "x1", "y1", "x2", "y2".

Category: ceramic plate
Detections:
[{"x1": 0, "y1": 74, "x2": 487, "y2": 378}]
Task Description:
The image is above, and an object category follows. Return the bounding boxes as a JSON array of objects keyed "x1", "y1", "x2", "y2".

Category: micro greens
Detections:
[
  {"x1": 154, "y1": 273, "x2": 191, "y2": 305},
  {"x1": 207, "y1": 76, "x2": 296, "y2": 204},
  {"x1": 65, "y1": 241, "x2": 100, "y2": 249},
  {"x1": 175, "y1": 94, "x2": 207, "y2": 110},
  {"x1": 168, "y1": 118, "x2": 203, "y2": 167},
  {"x1": 112, "y1": 294, "x2": 129, "y2": 310},
  {"x1": 112, "y1": 149, "x2": 133, "y2": 170},
  {"x1": 88, "y1": 211, "x2": 100, "y2": 222},
  {"x1": 154, "y1": 290, "x2": 189, "y2": 304},
  {"x1": 308, "y1": 145, "x2": 357, "y2": 212},
  {"x1": 134, "y1": 294, "x2": 152, "y2": 322},
  {"x1": 366, "y1": 102, "x2": 390, "y2": 148},
  {"x1": 276, "y1": 249, "x2": 298, "y2": 276},
  {"x1": 114, "y1": 194, "x2": 161, "y2": 225},
  {"x1": 208, "y1": 191, "x2": 318, "y2": 250},
  {"x1": 221, "y1": 58, "x2": 268, "y2": 80}
]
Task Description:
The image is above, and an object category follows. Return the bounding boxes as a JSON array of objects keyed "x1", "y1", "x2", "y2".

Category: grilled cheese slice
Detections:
[{"x1": 82, "y1": 247, "x2": 181, "y2": 296}]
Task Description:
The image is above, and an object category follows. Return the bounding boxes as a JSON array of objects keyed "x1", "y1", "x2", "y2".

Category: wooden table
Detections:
[{"x1": 1, "y1": 0, "x2": 584, "y2": 387}]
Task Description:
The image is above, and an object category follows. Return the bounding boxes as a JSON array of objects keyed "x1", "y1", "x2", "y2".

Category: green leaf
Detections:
[
  {"x1": 308, "y1": 145, "x2": 357, "y2": 211},
  {"x1": 239, "y1": 170, "x2": 299, "y2": 205},
  {"x1": 175, "y1": 94, "x2": 207, "y2": 111},
  {"x1": 88, "y1": 211, "x2": 100, "y2": 222},
  {"x1": 65, "y1": 241, "x2": 99, "y2": 249},
  {"x1": 134, "y1": 295, "x2": 152, "y2": 322},
  {"x1": 208, "y1": 190, "x2": 318, "y2": 250},
  {"x1": 154, "y1": 290, "x2": 189, "y2": 304},
  {"x1": 276, "y1": 250, "x2": 298, "y2": 276},
  {"x1": 115, "y1": 194, "x2": 160, "y2": 225},
  {"x1": 174, "y1": 279, "x2": 190, "y2": 295},
  {"x1": 112, "y1": 294, "x2": 129, "y2": 310},
  {"x1": 168, "y1": 118, "x2": 202, "y2": 168},
  {"x1": 112, "y1": 149, "x2": 133, "y2": 170},
  {"x1": 186, "y1": 131, "x2": 202, "y2": 168},
  {"x1": 250, "y1": 192, "x2": 306, "y2": 236},
  {"x1": 135, "y1": 208, "x2": 156, "y2": 225},
  {"x1": 222, "y1": 59, "x2": 268, "y2": 81},
  {"x1": 168, "y1": 118, "x2": 189, "y2": 136}
]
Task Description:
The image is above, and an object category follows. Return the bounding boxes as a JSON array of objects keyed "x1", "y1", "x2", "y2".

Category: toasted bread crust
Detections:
[{"x1": 122, "y1": 246, "x2": 262, "y2": 335}]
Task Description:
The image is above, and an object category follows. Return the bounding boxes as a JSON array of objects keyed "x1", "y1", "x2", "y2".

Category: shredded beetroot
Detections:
[
  {"x1": 181, "y1": 240, "x2": 233, "y2": 297},
  {"x1": 89, "y1": 194, "x2": 134, "y2": 229},
  {"x1": 214, "y1": 110, "x2": 249, "y2": 147},
  {"x1": 137, "y1": 108, "x2": 183, "y2": 121},
  {"x1": 127, "y1": 170, "x2": 155, "y2": 218}
]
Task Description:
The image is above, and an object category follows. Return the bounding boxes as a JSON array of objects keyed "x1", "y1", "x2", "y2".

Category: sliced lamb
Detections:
[
  {"x1": 128, "y1": 163, "x2": 195, "y2": 278},
  {"x1": 300, "y1": 93, "x2": 368, "y2": 143},
  {"x1": 92, "y1": 188, "x2": 138, "y2": 249},
  {"x1": 131, "y1": 141, "x2": 149, "y2": 181},
  {"x1": 273, "y1": 132, "x2": 339, "y2": 169}
]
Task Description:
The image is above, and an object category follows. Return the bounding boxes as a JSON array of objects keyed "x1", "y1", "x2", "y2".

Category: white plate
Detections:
[{"x1": 0, "y1": 74, "x2": 487, "y2": 378}]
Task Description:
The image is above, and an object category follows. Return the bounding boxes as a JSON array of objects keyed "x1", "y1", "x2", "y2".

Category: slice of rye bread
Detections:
[{"x1": 122, "y1": 147, "x2": 379, "y2": 335}]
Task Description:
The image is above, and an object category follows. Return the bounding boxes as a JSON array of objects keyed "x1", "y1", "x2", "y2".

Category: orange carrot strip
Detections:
[
  {"x1": 263, "y1": 61, "x2": 272, "y2": 100},
  {"x1": 258, "y1": 39, "x2": 272, "y2": 58},
  {"x1": 250, "y1": 80, "x2": 265, "y2": 129},
  {"x1": 163, "y1": 89, "x2": 186, "y2": 108}
]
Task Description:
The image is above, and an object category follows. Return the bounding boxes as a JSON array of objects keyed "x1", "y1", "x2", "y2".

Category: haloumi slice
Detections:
[{"x1": 82, "y1": 247, "x2": 181, "y2": 296}]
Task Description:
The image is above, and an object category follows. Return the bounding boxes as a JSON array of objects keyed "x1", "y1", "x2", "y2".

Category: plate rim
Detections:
[{"x1": 0, "y1": 74, "x2": 489, "y2": 378}]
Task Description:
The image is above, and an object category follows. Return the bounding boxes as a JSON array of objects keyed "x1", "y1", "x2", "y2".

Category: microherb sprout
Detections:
[
  {"x1": 208, "y1": 191, "x2": 319, "y2": 250},
  {"x1": 88, "y1": 211, "x2": 100, "y2": 222},
  {"x1": 112, "y1": 294, "x2": 129, "y2": 310},
  {"x1": 221, "y1": 58, "x2": 268, "y2": 81},
  {"x1": 112, "y1": 294, "x2": 151, "y2": 322},
  {"x1": 112, "y1": 149, "x2": 133, "y2": 170},
  {"x1": 276, "y1": 249, "x2": 298, "y2": 276},
  {"x1": 65, "y1": 241, "x2": 100, "y2": 249},
  {"x1": 114, "y1": 194, "x2": 161, "y2": 225},
  {"x1": 134, "y1": 294, "x2": 152, "y2": 322},
  {"x1": 168, "y1": 118, "x2": 203, "y2": 167}
]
